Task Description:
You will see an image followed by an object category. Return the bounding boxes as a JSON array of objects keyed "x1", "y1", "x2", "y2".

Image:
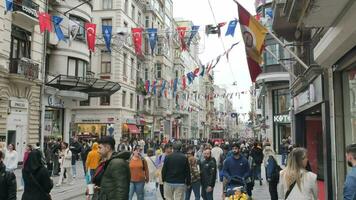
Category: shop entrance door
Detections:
[{"x1": 7, "y1": 110, "x2": 28, "y2": 162}]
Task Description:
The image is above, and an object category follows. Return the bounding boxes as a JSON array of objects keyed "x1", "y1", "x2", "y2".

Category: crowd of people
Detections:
[{"x1": 0, "y1": 136, "x2": 355, "y2": 200}]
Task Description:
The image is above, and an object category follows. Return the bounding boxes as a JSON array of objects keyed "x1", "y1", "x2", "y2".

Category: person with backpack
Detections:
[
  {"x1": 0, "y1": 150, "x2": 16, "y2": 200},
  {"x1": 185, "y1": 146, "x2": 201, "y2": 200},
  {"x1": 129, "y1": 145, "x2": 149, "y2": 200},
  {"x1": 250, "y1": 142, "x2": 264, "y2": 186},
  {"x1": 264, "y1": 146, "x2": 281, "y2": 200}
]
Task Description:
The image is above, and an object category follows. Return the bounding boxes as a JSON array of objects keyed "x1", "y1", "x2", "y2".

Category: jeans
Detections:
[
  {"x1": 268, "y1": 181, "x2": 278, "y2": 200},
  {"x1": 159, "y1": 184, "x2": 166, "y2": 200},
  {"x1": 129, "y1": 181, "x2": 145, "y2": 200},
  {"x1": 164, "y1": 182, "x2": 186, "y2": 200},
  {"x1": 281, "y1": 153, "x2": 287, "y2": 165},
  {"x1": 185, "y1": 181, "x2": 200, "y2": 200},
  {"x1": 58, "y1": 167, "x2": 73, "y2": 185},
  {"x1": 72, "y1": 164, "x2": 77, "y2": 177},
  {"x1": 201, "y1": 185, "x2": 214, "y2": 200}
]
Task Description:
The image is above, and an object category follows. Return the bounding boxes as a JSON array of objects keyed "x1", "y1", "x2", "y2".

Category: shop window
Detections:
[
  {"x1": 130, "y1": 93, "x2": 134, "y2": 108},
  {"x1": 80, "y1": 98, "x2": 90, "y2": 106},
  {"x1": 122, "y1": 91, "x2": 126, "y2": 107},
  {"x1": 102, "y1": 0, "x2": 112, "y2": 9},
  {"x1": 100, "y1": 95, "x2": 110, "y2": 106},
  {"x1": 101, "y1": 51, "x2": 111, "y2": 73},
  {"x1": 273, "y1": 89, "x2": 290, "y2": 114}
]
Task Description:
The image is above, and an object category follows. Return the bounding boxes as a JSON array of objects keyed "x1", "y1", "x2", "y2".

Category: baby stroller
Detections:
[{"x1": 224, "y1": 176, "x2": 249, "y2": 200}]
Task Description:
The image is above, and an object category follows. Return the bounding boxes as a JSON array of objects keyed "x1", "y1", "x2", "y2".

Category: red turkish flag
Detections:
[
  {"x1": 193, "y1": 67, "x2": 200, "y2": 77},
  {"x1": 182, "y1": 75, "x2": 187, "y2": 90},
  {"x1": 132, "y1": 28, "x2": 143, "y2": 56},
  {"x1": 85, "y1": 23, "x2": 96, "y2": 52},
  {"x1": 38, "y1": 12, "x2": 52, "y2": 33},
  {"x1": 177, "y1": 27, "x2": 187, "y2": 51}
]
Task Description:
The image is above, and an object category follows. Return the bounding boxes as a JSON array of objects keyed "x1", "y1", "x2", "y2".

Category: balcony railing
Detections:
[
  {"x1": 13, "y1": 0, "x2": 39, "y2": 19},
  {"x1": 10, "y1": 58, "x2": 39, "y2": 80}
]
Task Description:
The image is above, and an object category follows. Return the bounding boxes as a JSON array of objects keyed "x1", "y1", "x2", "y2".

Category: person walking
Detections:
[
  {"x1": 185, "y1": 147, "x2": 201, "y2": 200},
  {"x1": 129, "y1": 146, "x2": 149, "y2": 200},
  {"x1": 22, "y1": 150, "x2": 53, "y2": 200},
  {"x1": 56, "y1": 142, "x2": 74, "y2": 186},
  {"x1": 0, "y1": 150, "x2": 16, "y2": 200},
  {"x1": 278, "y1": 147, "x2": 318, "y2": 200},
  {"x1": 85, "y1": 142, "x2": 100, "y2": 178},
  {"x1": 162, "y1": 142, "x2": 191, "y2": 200},
  {"x1": 155, "y1": 144, "x2": 173, "y2": 200},
  {"x1": 4, "y1": 144, "x2": 18, "y2": 173},
  {"x1": 51, "y1": 139, "x2": 61, "y2": 176},
  {"x1": 69, "y1": 137, "x2": 82, "y2": 179},
  {"x1": 264, "y1": 146, "x2": 281, "y2": 200},
  {"x1": 80, "y1": 140, "x2": 91, "y2": 174},
  {"x1": 211, "y1": 142, "x2": 223, "y2": 181},
  {"x1": 144, "y1": 148, "x2": 158, "y2": 200},
  {"x1": 91, "y1": 136, "x2": 131, "y2": 200},
  {"x1": 200, "y1": 148, "x2": 217, "y2": 200},
  {"x1": 19, "y1": 144, "x2": 32, "y2": 191},
  {"x1": 344, "y1": 143, "x2": 356, "y2": 200},
  {"x1": 250, "y1": 142, "x2": 264, "y2": 186}
]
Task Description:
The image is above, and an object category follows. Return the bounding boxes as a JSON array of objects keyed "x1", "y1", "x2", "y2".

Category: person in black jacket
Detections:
[
  {"x1": 69, "y1": 137, "x2": 82, "y2": 178},
  {"x1": 22, "y1": 150, "x2": 53, "y2": 200},
  {"x1": 162, "y1": 142, "x2": 191, "y2": 200},
  {"x1": 250, "y1": 142, "x2": 264, "y2": 186},
  {"x1": 200, "y1": 148, "x2": 217, "y2": 200},
  {"x1": 0, "y1": 151, "x2": 16, "y2": 200}
]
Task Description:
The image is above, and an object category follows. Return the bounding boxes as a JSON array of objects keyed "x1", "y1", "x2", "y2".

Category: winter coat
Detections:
[
  {"x1": 86, "y1": 143, "x2": 100, "y2": 170},
  {"x1": 98, "y1": 151, "x2": 131, "y2": 200},
  {"x1": 162, "y1": 151, "x2": 191, "y2": 185},
  {"x1": 278, "y1": 169, "x2": 318, "y2": 200},
  {"x1": 60, "y1": 148, "x2": 72, "y2": 168},
  {"x1": 0, "y1": 162, "x2": 16, "y2": 200},
  {"x1": 200, "y1": 157, "x2": 217, "y2": 188},
  {"x1": 250, "y1": 146, "x2": 264, "y2": 165}
]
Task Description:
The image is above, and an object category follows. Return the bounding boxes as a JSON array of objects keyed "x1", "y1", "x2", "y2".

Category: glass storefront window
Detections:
[
  {"x1": 343, "y1": 67, "x2": 356, "y2": 144},
  {"x1": 273, "y1": 89, "x2": 291, "y2": 114}
]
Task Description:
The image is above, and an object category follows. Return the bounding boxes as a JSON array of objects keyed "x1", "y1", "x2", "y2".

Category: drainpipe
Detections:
[{"x1": 39, "y1": 0, "x2": 49, "y2": 149}]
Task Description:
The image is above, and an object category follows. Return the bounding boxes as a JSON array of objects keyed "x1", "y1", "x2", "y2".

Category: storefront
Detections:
[
  {"x1": 74, "y1": 116, "x2": 116, "y2": 140},
  {"x1": 272, "y1": 88, "x2": 291, "y2": 152},
  {"x1": 44, "y1": 94, "x2": 65, "y2": 139},
  {"x1": 293, "y1": 74, "x2": 330, "y2": 200},
  {"x1": 121, "y1": 118, "x2": 141, "y2": 139}
]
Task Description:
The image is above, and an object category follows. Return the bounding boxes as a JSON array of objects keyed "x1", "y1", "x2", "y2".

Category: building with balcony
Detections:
[
  {"x1": 253, "y1": 0, "x2": 291, "y2": 153},
  {"x1": 0, "y1": 0, "x2": 45, "y2": 161}
]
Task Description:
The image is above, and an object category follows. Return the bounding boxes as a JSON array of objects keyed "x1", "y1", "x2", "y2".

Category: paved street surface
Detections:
[{"x1": 15, "y1": 159, "x2": 279, "y2": 200}]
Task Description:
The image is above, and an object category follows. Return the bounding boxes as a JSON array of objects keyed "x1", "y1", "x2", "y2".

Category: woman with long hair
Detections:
[
  {"x1": 4, "y1": 144, "x2": 18, "y2": 173},
  {"x1": 263, "y1": 146, "x2": 280, "y2": 200},
  {"x1": 22, "y1": 150, "x2": 53, "y2": 200},
  {"x1": 278, "y1": 147, "x2": 318, "y2": 200}
]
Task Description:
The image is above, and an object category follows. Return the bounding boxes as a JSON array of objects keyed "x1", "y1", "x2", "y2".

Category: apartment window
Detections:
[
  {"x1": 130, "y1": 58, "x2": 135, "y2": 80},
  {"x1": 69, "y1": 15, "x2": 86, "y2": 40},
  {"x1": 157, "y1": 39, "x2": 163, "y2": 55},
  {"x1": 265, "y1": 44, "x2": 279, "y2": 65},
  {"x1": 137, "y1": 95, "x2": 140, "y2": 110},
  {"x1": 131, "y1": 5, "x2": 135, "y2": 21},
  {"x1": 137, "y1": 12, "x2": 142, "y2": 25},
  {"x1": 130, "y1": 93, "x2": 134, "y2": 108},
  {"x1": 102, "y1": 0, "x2": 112, "y2": 9},
  {"x1": 10, "y1": 26, "x2": 31, "y2": 63},
  {"x1": 100, "y1": 95, "x2": 110, "y2": 106},
  {"x1": 101, "y1": 51, "x2": 111, "y2": 73},
  {"x1": 175, "y1": 70, "x2": 178, "y2": 78},
  {"x1": 144, "y1": 68, "x2": 149, "y2": 80},
  {"x1": 67, "y1": 57, "x2": 88, "y2": 77},
  {"x1": 102, "y1": 18, "x2": 112, "y2": 26},
  {"x1": 123, "y1": 53, "x2": 127, "y2": 77},
  {"x1": 137, "y1": 62, "x2": 141, "y2": 81},
  {"x1": 124, "y1": 21, "x2": 128, "y2": 28},
  {"x1": 122, "y1": 91, "x2": 126, "y2": 107},
  {"x1": 145, "y1": 16, "x2": 149, "y2": 28},
  {"x1": 144, "y1": 38, "x2": 149, "y2": 54},
  {"x1": 124, "y1": 0, "x2": 128, "y2": 13},
  {"x1": 156, "y1": 63, "x2": 162, "y2": 79},
  {"x1": 148, "y1": 99, "x2": 151, "y2": 108},
  {"x1": 80, "y1": 98, "x2": 90, "y2": 106}
]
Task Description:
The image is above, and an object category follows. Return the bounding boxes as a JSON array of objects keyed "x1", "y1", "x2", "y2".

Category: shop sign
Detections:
[
  {"x1": 10, "y1": 100, "x2": 28, "y2": 109},
  {"x1": 294, "y1": 84, "x2": 316, "y2": 109},
  {"x1": 273, "y1": 115, "x2": 291, "y2": 123},
  {"x1": 48, "y1": 95, "x2": 64, "y2": 108},
  {"x1": 81, "y1": 119, "x2": 101, "y2": 123}
]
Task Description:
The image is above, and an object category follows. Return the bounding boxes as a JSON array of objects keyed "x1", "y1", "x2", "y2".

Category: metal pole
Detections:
[
  {"x1": 265, "y1": 47, "x2": 297, "y2": 79},
  {"x1": 267, "y1": 29, "x2": 309, "y2": 70}
]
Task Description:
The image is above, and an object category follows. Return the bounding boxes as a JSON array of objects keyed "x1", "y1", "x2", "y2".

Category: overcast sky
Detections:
[{"x1": 173, "y1": 0, "x2": 256, "y2": 114}]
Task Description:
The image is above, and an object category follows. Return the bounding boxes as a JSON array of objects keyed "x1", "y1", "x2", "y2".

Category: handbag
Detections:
[{"x1": 285, "y1": 180, "x2": 296, "y2": 200}]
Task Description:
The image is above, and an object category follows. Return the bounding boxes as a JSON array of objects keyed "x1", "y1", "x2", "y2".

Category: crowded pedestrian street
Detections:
[{"x1": 1, "y1": 0, "x2": 356, "y2": 199}]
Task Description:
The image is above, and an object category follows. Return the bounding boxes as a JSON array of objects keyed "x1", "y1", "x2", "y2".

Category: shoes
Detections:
[{"x1": 259, "y1": 180, "x2": 262, "y2": 186}]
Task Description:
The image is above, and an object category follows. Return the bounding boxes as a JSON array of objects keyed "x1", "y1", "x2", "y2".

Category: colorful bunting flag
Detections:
[
  {"x1": 38, "y1": 12, "x2": 52, "y2": 33},
  {"x1": 161, "y1": 80, "x2": 166, "y2": 96},
  {"x1": 52, "y1": 16, "x2": 65, "y2": 42},
  {"x1": 152, "y1": 80, "x2": 157, "y2": 95},
  {"x1": 187, "y1": 72, "x2": 195, "y2": 84},
  {"x1": 205, "y1": 22, "x2": 226, "y2": 37},
  {"x1": 145, "y1": 80, "x2": 150, "y2": 93},
  {"x1": 132, "y1": 28, "x2": 143, "y2": 56},
  {"x1": 85, "y1": 23, "x2": 96, "y2": 52},
  {"x1": 102, "y1": 25, "x2": 112, "y2": 52},
  {"x1": 68, "y1": 19, "x2": 80, "y2": 46},
  {"x1": 177, "y1": 27, "x2": 187, "y2": 51},
  {"x1": 182, "y1": 75, "x2": 187, "y2": 90},
  {"x1": 225, "y1": 19, "x2": 238, "y2": 37},
  {"x1": 5, "y1": 0, "x2": 13, "y2": 12},
  {"x1": 187, "y1": 25, "x2": 200, "y2": 48},
  {"x1": 193, "y1": 67, "x2": 200, "y2": 77},
  {"x1": 200, "y1": 65, "x2": 205, "y2": 77},
  {"x1": 147, "y1": 28, "x2": 158, "y2": 55}
]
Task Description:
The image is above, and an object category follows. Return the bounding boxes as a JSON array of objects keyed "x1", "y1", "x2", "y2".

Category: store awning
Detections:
[
  {"x1": 127, "y1": 124, "x2": 140, "y2": 134},
  {"x1": 46, "y1": 74, "x2": 121, "y2": 97}
]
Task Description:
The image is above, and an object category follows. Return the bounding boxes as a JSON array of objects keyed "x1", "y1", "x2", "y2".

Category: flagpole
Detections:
[
  {"x1": 267, "y1": 29, "x2": 309, "y2": 70},
  {"x1": 265, "y1": 47, "x2": 297, "y2": 79}
]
